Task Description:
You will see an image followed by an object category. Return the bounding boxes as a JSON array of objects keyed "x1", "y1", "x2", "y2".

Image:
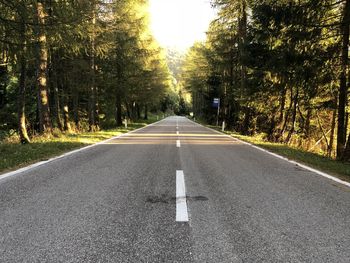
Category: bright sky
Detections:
[{"x1": 149, "y1": 0, "x2": 216, "y2": 50}]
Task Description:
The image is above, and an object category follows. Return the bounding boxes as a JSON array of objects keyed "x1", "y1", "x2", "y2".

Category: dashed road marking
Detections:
[{"x1": 176, "y1": 170, "x2": 189, "y2": 222}]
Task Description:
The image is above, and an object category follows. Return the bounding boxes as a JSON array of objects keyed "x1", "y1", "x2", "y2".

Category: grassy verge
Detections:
[
  {"x1": 0, "y1": 117, "x2": 158, "y2": 174},
  {"x1": 199, "y1": 120, "x2": 350, "y2": 182}
]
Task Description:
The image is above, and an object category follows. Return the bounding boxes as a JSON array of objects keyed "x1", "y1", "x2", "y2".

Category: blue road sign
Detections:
[{"x1": 213, "y1": 98, "x2": 220, "y2": 108}]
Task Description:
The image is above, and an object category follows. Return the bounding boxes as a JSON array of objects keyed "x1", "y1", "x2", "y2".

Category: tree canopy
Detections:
[
  {"x1": 0, "y1": 0, "x2": 174, "y2": 142},
  {"x1": 3, "y1": 0, "x2": 350, "y2": 162},
  {"x1": 181, "y1": 0, "x2": 350, "y2": 160}
]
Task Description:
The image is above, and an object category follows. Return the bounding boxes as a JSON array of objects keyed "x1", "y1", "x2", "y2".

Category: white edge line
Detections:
[
  {"x1": 0, "y1": 118, "x2": 167, "y2": 182},
  {"x1": 176, "y1": 170, "x2": 189, "y2": 222},
  {"x1": 176, "y1": 140, "x2": 181, "y2": 148},
  {"x1": 187, "y1": 118, "x2": 350, "y2": 188}
]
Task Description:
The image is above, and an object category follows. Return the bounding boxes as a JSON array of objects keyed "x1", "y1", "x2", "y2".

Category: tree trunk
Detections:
[
  {"x1": 346, "y1": 112, "x2": 349, "y2": 138},
  {"x1": 36, "y1": 1, "x2": 51, "y2": 134},
  {"x1": 278, "y1": 86, "x2": 287, "y2": 125},
  {"x1": 115, "y1": 94, "x2": 123, "y2": 126},
  {"x1": 285, "y1": 87, "x2": 299, "y2": 144},
  {"x1": 337, "y1": 0, "x2": 350, "y2": 159},
  {"x1": 60, "y1": 83, "x2": 71, "y2": 132},
  {"x1": 88, "y1": 17, "x2": 95, "y2": 131},
  {"x1": 0, "y1": 65, "x2": 7, "y2": 110},
  {"x1": 270, "y1": 85, "x2": 286, "y2": 141},
  {"x1": 18, "y1": 20, "x2": 30, "y2": 144},
  {"x1": 88, "y1": 4, "x2": 99, "y2": 132},
  {"x1": 131, "y1": 102, "x2": 137, "y2": 120},
  {"x1": 63, "y1": 104, "x2": 71, "y2": 132},
  {"x1": 73, "y1": 90, "x2": 80, "y2": 130},
  {"x1": 88, "y1": 80, "x2": 96, "y2": 131},
  {"x1": 238, "y1": 0, "x2": 247, "y2": 93},
  {"x1": 267, "y1": 109, "x2": 277, "y2": 141},
  {"x1": 52, "y1": 68, "x2": 63, "y2": 130},
  {"x1": 303, "y1": 107, "x2": 312, "y2": 150},
  {"x1": 241, "y1": 106, "x2": 251, "y2": 135},
  {"x1": 329, "y1": 98, "x2": 337, "y2": 157},
  {"x1": 280, "y1": 86, "x2": 293, "y2": 140},
  {"x1": 95, "y1": 86, "x2": 99, "y2": 127},
  {"x1": 144, "y1": 104, "x2": 148, "y2": 120},
  {"x1": 136, "y1": 103, "x2": 141, "y2": 119},
  {"x1": 126, "y1": 102, "x2": 131, "y2": 119}
]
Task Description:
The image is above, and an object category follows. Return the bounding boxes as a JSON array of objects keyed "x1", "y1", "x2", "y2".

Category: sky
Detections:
[{"x1": 149, "y1": 0, "x2": 216, "y2": 51}]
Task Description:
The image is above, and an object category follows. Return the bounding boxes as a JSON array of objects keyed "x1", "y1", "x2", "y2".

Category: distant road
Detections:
[{"x1": 1, "y1": 116, "x2": 350, "y2": 262}]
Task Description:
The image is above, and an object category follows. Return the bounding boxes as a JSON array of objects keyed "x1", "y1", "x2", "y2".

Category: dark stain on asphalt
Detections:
[
  {"x1": 146, "y1": 195, "x2": 209, "y2": 204},
  {"x1": 146, "y1": 194, "x2": 170, "y2": 204},
  {"x1": 188, "y1": 195, "x2": 209, "y2": 201}
]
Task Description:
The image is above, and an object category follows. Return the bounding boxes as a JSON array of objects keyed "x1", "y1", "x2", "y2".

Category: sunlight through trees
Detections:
[
  {"x1": 181, "y1": 0, "x2": 350, "y2": 160},
  {"x1": 0, "y1": 0, "x2": 176, "y2": 142}
]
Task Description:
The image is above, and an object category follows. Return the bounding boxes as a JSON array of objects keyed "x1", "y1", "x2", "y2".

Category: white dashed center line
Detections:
[
  {"x1": 176, "y1": 170, "x2": 189, "y2": 222},
  {"x1": 176, "y1": 140, "x2": 181, "y2": 147}
]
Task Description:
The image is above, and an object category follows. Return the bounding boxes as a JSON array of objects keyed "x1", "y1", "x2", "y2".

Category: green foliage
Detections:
[
  {"x1": 0, "y1": 0, "x2": 174, "y2": 141},
  {"x1": 182, "y1": 0, "x2": 345, "y2": 158},
  {"x1": 181, "y1": 42, "x2": 212, "y2": 119}
]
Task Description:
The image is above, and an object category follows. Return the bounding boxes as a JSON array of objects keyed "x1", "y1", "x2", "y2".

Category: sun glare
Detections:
[{"x1": 149, "y1": 0, "x2": 216, "y2": 50}]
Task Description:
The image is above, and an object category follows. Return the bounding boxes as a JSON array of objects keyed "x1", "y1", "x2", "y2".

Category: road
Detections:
[{"x1": 1, "y1": 116, "x2": 350, "y2": 262}]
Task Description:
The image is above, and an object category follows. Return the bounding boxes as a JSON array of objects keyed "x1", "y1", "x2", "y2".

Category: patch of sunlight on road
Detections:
[
  {"x1": 101, "y1": 132, "x2": 242, "y2": 145},
  {"x1": 125, "y1": 133, "x2": 228, "y2": 137}
]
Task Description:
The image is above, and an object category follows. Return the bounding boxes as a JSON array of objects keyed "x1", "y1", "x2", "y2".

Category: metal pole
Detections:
[{"x1": 216, "y1": 101, "x2": 220, "y2": 127}]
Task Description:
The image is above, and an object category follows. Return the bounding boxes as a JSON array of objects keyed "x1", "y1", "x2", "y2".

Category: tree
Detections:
[
  {"x1": 182, "y1": 0, "x2": 346, "y2": 159},
  {"x1": 0, "y1": 0, "x2": 173, "y2": 143},
  {"x1": 35, "y1": 1, "x2": 52, "y2": 134},
  {"x1": 338, "y1": 0, "x2": 350, "y2": 159}
]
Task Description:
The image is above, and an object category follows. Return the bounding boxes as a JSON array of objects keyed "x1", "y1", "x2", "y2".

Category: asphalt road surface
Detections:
[{"x1": 1, "y1": 116, "x2": 350, "y2": 262}]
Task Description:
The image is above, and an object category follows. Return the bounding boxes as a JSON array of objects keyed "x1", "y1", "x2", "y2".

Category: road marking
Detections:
[
  {"x1": 123, "y1": 133, "x2": 227, "y2": 137},
  {"x1": 176, "y1": 131, "x2": 179, "y2": 135},
  {"x1": 187, "y1": 118, "x2": 350, "y2": 188},
  {"x1": 176, "y1": 170, "x2": 189, "y2": 222},
  {"x1": 176, "y1": 140, "x2": 181, "y2": 147}
]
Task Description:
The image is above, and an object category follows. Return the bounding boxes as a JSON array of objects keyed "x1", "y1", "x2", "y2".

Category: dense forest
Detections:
[
  {"x1": 3, "y1": 0, "x2": 350, "y2": 162},
  {"x1": 182, "y1": 0, "x2": 350, "y2": 160},
  {"x1": 0, "y1": 0, "x2": 179, "y2": 144}
]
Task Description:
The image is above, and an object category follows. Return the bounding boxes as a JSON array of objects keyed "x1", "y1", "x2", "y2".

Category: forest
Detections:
[
  {"x1": 0, "y1": 0, "x2": 179, "y2": 145},
  {"x1": 2, "y1": 0, "x2": 350, "y2": 163},
  {"x1": 181, "y1": 0, "x2": 350, "y2": 161}
]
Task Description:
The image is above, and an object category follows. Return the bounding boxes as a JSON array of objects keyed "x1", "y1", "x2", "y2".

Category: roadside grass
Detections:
[
  {"x1": 0, "y1": 117, "x2": 159, "y2": 174},
  {"x1": 197, "y1": 119, "x2": 350, "y2": 182}
]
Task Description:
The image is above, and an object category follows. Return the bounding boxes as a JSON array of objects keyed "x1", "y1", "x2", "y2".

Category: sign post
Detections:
[{"x1": 213, "y1": 98, "x2": 220, "y2": 126}]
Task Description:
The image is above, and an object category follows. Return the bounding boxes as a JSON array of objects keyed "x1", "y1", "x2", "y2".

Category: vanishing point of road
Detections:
[{"x1": 1, "y1": 117, "x2": 350, "y2": 262}]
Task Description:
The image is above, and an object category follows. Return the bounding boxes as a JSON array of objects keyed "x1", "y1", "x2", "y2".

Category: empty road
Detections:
[{"x1": 1, "y1": 116, "x2": 350, "y2": 262}]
